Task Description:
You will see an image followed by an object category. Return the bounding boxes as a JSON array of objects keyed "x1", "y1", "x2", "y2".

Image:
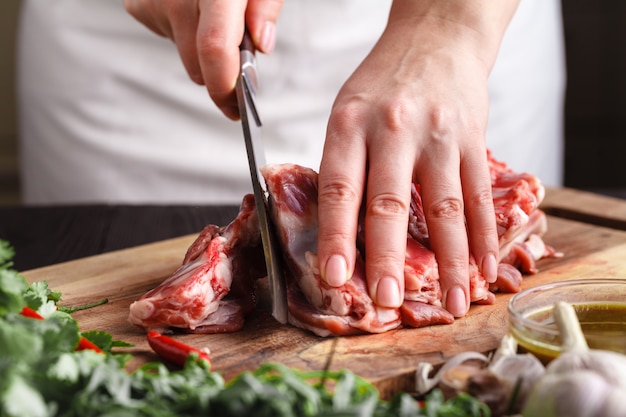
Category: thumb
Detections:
[{"x1": 245, "y1": 0, "x2": 284, "y2": 54}]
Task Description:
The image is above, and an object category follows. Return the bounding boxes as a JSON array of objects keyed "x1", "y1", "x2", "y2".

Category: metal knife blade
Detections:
[{"x1": 236, "y1": 30, "x2": 288, "y2": 324}]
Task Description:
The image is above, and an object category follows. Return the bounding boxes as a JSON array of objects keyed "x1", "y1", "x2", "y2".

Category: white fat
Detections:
[
  {"x1": 214, "y1": 253, "x2": 233, "y2": 288},
  {"x1": 525, "y1": 234, "x2": 547, "y2": 260},
  {"x1": 129, "y1": 300, "x2": 154, "y2": 321}
]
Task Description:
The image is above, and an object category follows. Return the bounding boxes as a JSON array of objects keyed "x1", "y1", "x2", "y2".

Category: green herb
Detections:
[
  {"x1": 58, "y1": 298, "x2": 109, "y2": 314},
  {"x1": 0, "y1": 239, "x2": 490, "y2": 417}
]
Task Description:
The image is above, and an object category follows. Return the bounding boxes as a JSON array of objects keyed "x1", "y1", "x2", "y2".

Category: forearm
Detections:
[{"x1": 388, "y1": 0, "x2": 520, "y2": 72}]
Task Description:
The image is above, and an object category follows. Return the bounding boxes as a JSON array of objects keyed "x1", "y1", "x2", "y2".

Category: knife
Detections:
[{"x1": 236, "y1": 29, "x2": 288, "y2": 324}]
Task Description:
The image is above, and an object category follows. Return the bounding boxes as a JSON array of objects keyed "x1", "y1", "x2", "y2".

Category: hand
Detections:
[
  {"x1": 123, "y1": 0, "x2": 284, "y2": 119},
  {"x1": 316, "y1": 0, "x2": 518, "y2": 317}
]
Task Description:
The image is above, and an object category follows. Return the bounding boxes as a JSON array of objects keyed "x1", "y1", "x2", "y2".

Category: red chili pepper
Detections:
[
  {"x1": 76, "y1": 336, "x2": 104, "y2": 353},
  {"x1": 20, "y1": 305, "x2": 104, "y2": 354},
  {"x1": 20, "y1": 306, "x2": 45, "y2": 320},
  {"x1": 147, "y1": 331, "x2": 211, "y2": 367}
]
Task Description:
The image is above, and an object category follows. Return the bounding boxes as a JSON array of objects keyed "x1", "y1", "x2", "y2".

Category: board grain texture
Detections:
[{"x1": 20, "y1": 189, "x2": 626, "y2": 399}]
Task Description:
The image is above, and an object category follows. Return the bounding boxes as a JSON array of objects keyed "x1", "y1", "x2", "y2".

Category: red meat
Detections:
[
  {"x1": 129, "y1": 152, "x2": 558, "y2": 336},
  {"x1": 128, "y1": 194, "x2": 265, "y2": 333}
]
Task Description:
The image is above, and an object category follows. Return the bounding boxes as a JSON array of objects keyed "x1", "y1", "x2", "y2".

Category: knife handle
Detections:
[{"x1": 240, "y1": 28, "x2": 256, "y2": 54}]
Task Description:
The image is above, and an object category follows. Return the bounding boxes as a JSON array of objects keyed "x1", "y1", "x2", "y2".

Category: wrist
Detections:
[{"x1": 387, "y1": 0, "x2": 519, "y2": 72}]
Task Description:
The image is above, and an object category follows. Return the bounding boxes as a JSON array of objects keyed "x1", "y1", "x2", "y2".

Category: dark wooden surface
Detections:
[{"x1": 0, "y1": 204, "x2": 240, "y2": 272}]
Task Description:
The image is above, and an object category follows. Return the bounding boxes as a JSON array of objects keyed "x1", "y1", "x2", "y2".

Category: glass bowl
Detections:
[{"x1": 508, "y1": 278, "x2": 626, "y2": 363}]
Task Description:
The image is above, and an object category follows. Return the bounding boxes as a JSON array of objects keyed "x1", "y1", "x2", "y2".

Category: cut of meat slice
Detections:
[
  {"x1": 400, "y1": 301, "x2": 454, "y2": 327},
  {"x1": 261, "y1": 163, "x2": 402, "y2": 336},
  {"x1": 128, "y1": 194, "x2": 265, "y2": 333}
]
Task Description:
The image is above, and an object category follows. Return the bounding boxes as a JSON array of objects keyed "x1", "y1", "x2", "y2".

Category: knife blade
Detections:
[{"x1": 236, "y1": 30, "x2": 288, "y2": 324}]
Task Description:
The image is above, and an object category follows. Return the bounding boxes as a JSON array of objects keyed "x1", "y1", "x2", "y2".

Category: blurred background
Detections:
[
  {"x1": 1, "y1": 1, "x2": 625, "y2": 205},
  {"x1": 0, "y1": 0, "x2": 19, "y2": 205}
]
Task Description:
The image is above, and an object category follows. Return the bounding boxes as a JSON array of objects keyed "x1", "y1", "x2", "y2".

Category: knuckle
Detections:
[
  {"x1": 426, "y1": 104, "x2": 485, "y2": 144},
  {"x1": 318, "y1": 177, "x2": 359, "y2": 206},
  {"x1": 428, "y1": 197, "x2": 464, "y2": 221},
  {"x1": 427, "y1": 104, "x2": 454, "y2": 141},
  {"x1": 469, "y1": 188, "x2": 494, "y2": 208},
  {"x1": 329, "y1": 98, "x2": 365, "y2": 132},
  {"x1": 381, "y1": 99, "x2": 413, "y2": 133},
  {"x1": 196, "y1": 36, "x2": 223, "y2": 57},
  {"x1": 196, "y1": 26, "x2": 231, "y2": 58},
  {"x1": 367, "y1": 193, "x2": 408, "y2": 218}
]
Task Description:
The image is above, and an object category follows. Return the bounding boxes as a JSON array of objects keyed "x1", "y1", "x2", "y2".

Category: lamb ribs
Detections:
[{"x1": 129, "y1": 152, "x2": 556, "y2": 337}]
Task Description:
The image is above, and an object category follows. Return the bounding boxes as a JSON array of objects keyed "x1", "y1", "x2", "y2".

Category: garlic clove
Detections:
[
  {"x1": 552, "y1": 300, "x2": 588, "y2": 352},
  {"x1": 415, "y1": 351, "x2": 489, "y2": 395},
  {"x1": 439, "y1": 363, "x2": 485, "y2": 398},
  {"x1": 489, "y1": 352, "x2": 544, "y2": 411},
  {"x1": 547, "y1": 349, "x2": 626, "y2": 390},
  {"x1": 522, "y1": 370, "x2": 618, "y2": 417}
]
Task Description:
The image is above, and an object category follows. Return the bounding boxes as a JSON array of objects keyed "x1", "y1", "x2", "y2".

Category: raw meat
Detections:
[
  {"x1": 128, "y1": 194, "x2": 266, "y2": 333},
  {"x1": 129, "y1": 152, "x2": 557, "y2": 337},
  {"x1": 261, "y1": 164, "x2": 403, "y2": 336}
]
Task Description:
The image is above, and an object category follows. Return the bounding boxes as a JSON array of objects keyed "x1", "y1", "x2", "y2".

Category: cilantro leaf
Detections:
[
  {"x1": 23, "y1": 281, "x2": 60, "y2": 318},
  {"x1": 0, "y1": 239, "x2": 15, "y2": 269},
  {"x1": 0, "y1": 269, "x2": 28, "y2": 316}
]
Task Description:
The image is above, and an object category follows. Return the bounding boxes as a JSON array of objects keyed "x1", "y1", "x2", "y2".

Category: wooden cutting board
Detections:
[{"x1": 21, "y1": 190, "x2": 626, "y2": 399}]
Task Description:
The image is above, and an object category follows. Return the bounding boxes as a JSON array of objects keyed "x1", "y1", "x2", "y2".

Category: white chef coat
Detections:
[{"x1": 17, "y1": 0, "x2": 565, "y2": 205}]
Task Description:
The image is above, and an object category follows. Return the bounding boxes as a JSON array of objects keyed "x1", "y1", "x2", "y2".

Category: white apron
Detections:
[{"x1": 17, "y1": 0, "x2": 565, "y2": 204}]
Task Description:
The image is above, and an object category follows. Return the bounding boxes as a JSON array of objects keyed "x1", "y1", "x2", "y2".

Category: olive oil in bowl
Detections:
[{"x1": 508, "y1": 279, "x2": 626, "y2": 364}]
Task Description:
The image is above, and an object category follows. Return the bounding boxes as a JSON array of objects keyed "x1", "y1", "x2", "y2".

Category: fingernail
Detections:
[
  {"x1": 376, "y1": 277, "x2": 401, "y2": 307},
  {"x1": 324, "y1": 254, "x2": 348, "y2": 286},
  {"x1": 445, "y1": 286, "x2": 468, "y2": 317},
  {"x1": 260, "y1": 21, "x2": 276, "y2": 53},
  {"x1": 482, "y1": 253, "x2": 498, "y2": 283}
]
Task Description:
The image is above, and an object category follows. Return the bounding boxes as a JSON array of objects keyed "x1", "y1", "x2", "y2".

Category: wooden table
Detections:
[{"x1": 2, "y1": 188, "x2": 626, "y2": 399}]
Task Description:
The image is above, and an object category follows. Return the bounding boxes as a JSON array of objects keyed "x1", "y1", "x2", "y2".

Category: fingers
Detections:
[
  {"x1": 461, "y1": 149, "x2": 499, "y2": 285},
  {"x1": 317, "y1": 100, "x2": 414, "y2": 309},
  {"x1": 417, "y1": 145, "x2": 470, "y2": 318},
  {"x1": 196, "y1": 0, "x2": 282, "y2": 120},
  {"x1": 363, "y1": 131, "x2": 413, "y2": 308},
  {"x1": 417, "y1": 134, "x2": 497, "y2": 318},
  {"x1": 245, "y1": 0, "x2": 284, "y2": 54},
  {"x1": 168, "y1": 3, "x2": 204, "y2": 84},
  {"x1": 196, "y1": 0, "x2": 247, "y2": 120},
  {"x1": 125, "y1": 0, "x2": 284, "y2": 120},
  {"x1": 123, "y1": 1, "x2": 202, "y2": 83},
  {"x1": 123, "y1": 0, "x2": 175, "y2": 37},
  {"x1": 195, "y1": 0, "x2": 284, "y2": 119},
  {"x1": 317, "y1": 104, "x2": 367, "y2": 291},
  {"x1": 318, "y1": 103, "x2": 497, "y2": 317}
]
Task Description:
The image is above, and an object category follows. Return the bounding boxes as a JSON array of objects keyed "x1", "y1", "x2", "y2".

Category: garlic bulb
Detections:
[
  {"x1": 488, "y1": 336, "x2": 545, "y2": 412},
  {"x1": 522, "y1": 301, "x2": 626, "y2": 417},
  {"x1": 415, "y1": 335, "x2": 545, "y2": 416}
]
